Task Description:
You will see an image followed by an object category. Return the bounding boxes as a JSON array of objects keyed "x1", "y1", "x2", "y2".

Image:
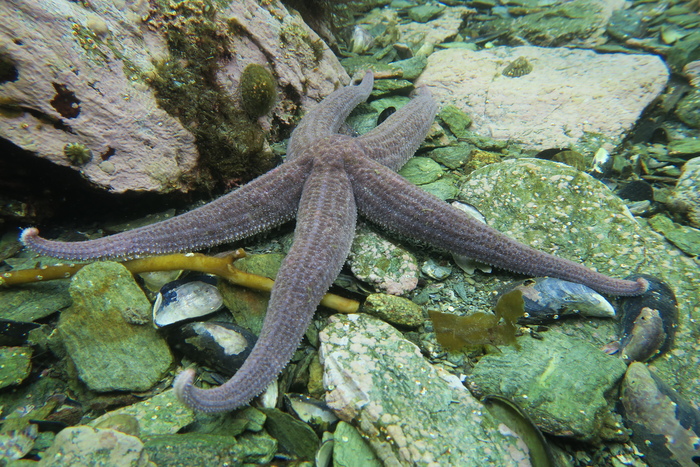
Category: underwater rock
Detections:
[
  {"x1": 620, "y1": 362, "x2": 700, "y2": 467},
  {"x1": 319, "y1": 313, "x2": 531, "y2": 465},
  {"x1": 0, "y1": 0, "x2": 198, "y2": 193},
  {"x1": 166, "y1": 321, "x2": 257, "y2": 377},
  {"x1": 0, "y1": 346, "x2": 32, "y2": 389},
  {"x1": 152, "y1": 275, "x2": 224, "y2": 328},
  {"x1": 499, "y1": 277, "x2": 615, "y2": 324},
  {"x1": 616, "y1": 274, "x2": 678, "y2": 363},
  {"x1": 259, "y1": 407, "x2": 319, "y2": 461},
  {"x1": 398, "y1": 156, "x2": 444, "y2": 185},
  {"x1": 468, "y1": 330, "x2": 627, "y2": 442},
  {"x1": 396, "y1": 5, "x2": 474, "y2": 56},
  {"x1": 348, "y1": 225, "x2": 420, "y2": 296},
  {"x1": 362, "y1": 293, "x2": 424, "y2": 328},
  {"x1": 417, "y1": 46, "x2": 668, "y2": 150},
  {"x1": 57, "y1": 262, "x2": 173, "y2": 392},
  {"x1": 40, "y1": 426, "x2": 152, "y2": 467},
  {"x1": 142, "y1": 432, "x2": 276, "y2": 466},
  {"x1": 89, "y1": 389, "x2": 194, "y2": 436},
  {"x1": 648, "y1": 214, "x2": 700, "y2": 256},
  {"x1": 668, "y1": 156, "x2": 700, "y2": 228},
  {"x1": 458, "y1": 157, "x2": 700, "y2": 423},
  {"x1": 332, "y1": 421, "x2": 382, "y2": 467}
]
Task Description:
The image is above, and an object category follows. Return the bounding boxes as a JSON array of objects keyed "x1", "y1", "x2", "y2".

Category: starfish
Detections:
[{"x1": 21, "y1": 72, "x2": 647, "y2": 412}]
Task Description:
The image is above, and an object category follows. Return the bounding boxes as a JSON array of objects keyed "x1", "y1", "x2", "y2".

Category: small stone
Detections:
[
  {"x1": 259, "y1": 408, "x2": 319, "y2": 461},
  {"x1": 89, "y1": 389, "x2": 195, "y2": 436},
  {"x1": 668, "y1": 156, "x2": 700, "y2": 228},
  {"x1": 398, "y1": 156, "x2": 444, "y2": 185},
  {"x1": 421, "y1": 258, "x2": 452, "y2": 280},
  {"x1": 675, "y1": 89, "x2": 700, "y2": 128},
  {"x1": 407, "y1": 4, "x2": 446, "y2": 23},
  {"x1": 388, "y1": 56, "x2": 427, "y2": 80},
  {"x1": 438, "y1": 105, "x2": 472, "y2": 139},
  {"x1": 427, "y1": 143, "x2": 472, "y2": 169},
  {"x1": 363, "y1": 293, "x2": 424, "y2": 328},
  {"x1": 420, "y1": 176, "x2": 459, "y2": 200},
  {"x1": 348, "y1": 226, "x2": 420, "y2": 296},
  {"x1": 332, "y1": 421, "x2": 382, "y2": 466},
  {"x1": 39, "y1": 426, "x2": 152, "y2": 467},
  {"x1": 0, "y1": 346, "x2": 32, "y2": 389},
  {"x1": 142, "y1": 432, "x2": 276, "y2": 466},
  {"x1": 647, "y1": 214, "x2": 700, "y2": 256},
  {"x1": 319, "y1": 314, "x2": 529, "y2": 465}
]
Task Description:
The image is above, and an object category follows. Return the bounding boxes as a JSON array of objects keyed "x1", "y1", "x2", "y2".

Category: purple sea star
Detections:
[{"x1": 21, "y1": 72, "x2": 647, "y2": 412}]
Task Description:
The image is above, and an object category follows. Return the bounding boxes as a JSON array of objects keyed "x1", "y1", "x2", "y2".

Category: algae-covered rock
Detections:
[
  {"x1": 259, "y1": 407, "x2": 319, "y2": 461},
  {"x1": 668, "y1": 156, "x2": 700, "y2": 228},
  {"x1": 89, "y1": 389, "x2": 195, "y2": 436},
  {"x1": 332, "y1": 421, "x2": 382, "y2": 467},
  {"x1": 57, "y1": 262, "x2": 172, "y2": 392},
  {"x1": 398, "y1": 156, "x2": 444, "y2": 185},
  {"x1": 0, "y1": 346, "x2": 32, "y2": 389},
  {"x1": 460, "y1": 158, "x2": 700, "y2": 410},
  {"x1": 319, "y1": 313, "x2": 531, "y2": 465},
  {"x1": 348, "y1": 226, "x2": 420, "y2": 295},
  {"x1": 362, "y1": 293, "x2": 424, "y2": 328},
  {"x1": 648, "y1": 214, "x2": 700, "y2": 256},
  {"x1": 469, "y1": 330, "x2": 627, "y2": 441},
  {"x1": 39, "y1": 426, "x2": 153, "y2": 467},
  {"x1": 142, "y1": 432, "x2": 276, "y2": 466}
]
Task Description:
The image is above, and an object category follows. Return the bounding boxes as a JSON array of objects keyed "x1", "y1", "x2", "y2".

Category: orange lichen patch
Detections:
[
  {"x1": 430, "y1": 289, "x2": 524, "y2": 350},
  {"x1": 1, "y1": 251, "x2": 359, "y2": 314}
]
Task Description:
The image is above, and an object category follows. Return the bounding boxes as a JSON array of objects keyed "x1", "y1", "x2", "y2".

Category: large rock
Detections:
[
  {"x1": 416, "y1": 46, "x2": 668, "y2": 150},
  {"x1": 0, "y1": 0, "x2": 197, "y2": 193},
  {"x1": 460, "y1": 158, "x2": 700, "y2": 409},
  {"x1": 319, "y1": 313, "x2": 531, "y2": 466},
  {"x1": 0, "y1": 0, "x2": 348, "y2": 193},
  {"x1": 57, "y1": 262, "x2": 173, "y2": 392}
]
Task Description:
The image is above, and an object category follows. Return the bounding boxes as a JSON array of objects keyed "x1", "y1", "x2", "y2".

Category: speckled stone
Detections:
[
  {"x1": 669, "y1": 156, "x2": 700, "y2": 228},
  {"x1": 0, "y1": 346, "x2": 32, "y2": 389},
  {"x1": 348, "y1": 225, "x2": 420, "y2": 296},
  {"x1": 88, "y1": 389, "x2": 195, "y2": 436},
  {"x1": 319, "y1": 313, "x2": 531, "y2": 466},
  {"x1": 460, "y1": 158, "x2": 700, "y2": 411},
  {"x1": 39, "y1": 426, "x2": 152, "y2": 467},
  {"x1": 398, "y1": 156, "x2": 444, "y2": 185},
  {"x1": 469, "y1": 330, "x2": 627, "y2": 442},
  {"x1": 363, "y1": 293, "x2": 424, "y2": 328},
  {"x1": 57, "y1": 262, "x2": 173, "y2": 392}
]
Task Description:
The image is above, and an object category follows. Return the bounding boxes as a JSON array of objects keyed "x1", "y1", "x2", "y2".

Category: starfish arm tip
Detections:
[{"x1": 20, "y1": 227, "x2": 40, "y2": 246}]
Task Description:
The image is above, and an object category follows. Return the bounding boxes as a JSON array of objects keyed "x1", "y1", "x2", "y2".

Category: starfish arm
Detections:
[
  {"x1": 355, "y1": 86, "x2": 438, "y2": 171},
  {"x1": 20, "y1": 159, "x2": 312, "y2": 260},
  {"x1": 286, "y1": 72, "x2": 373, "y2": 161},
  {"x1": 348, "y1": 159, "x2": 647, "y2": 296},
  {"x1": 175, "y1": 158, "x2": 358, "y2": 412}
]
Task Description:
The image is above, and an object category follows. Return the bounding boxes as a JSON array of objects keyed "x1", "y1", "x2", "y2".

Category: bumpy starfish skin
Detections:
[{"x1": 21, "y1": 72, "x2": 647, "y2": 412}]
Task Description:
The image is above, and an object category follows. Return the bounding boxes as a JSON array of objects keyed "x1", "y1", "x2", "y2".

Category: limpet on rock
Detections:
[{"x1": 502, "y1": 57, "x2": 533, "y2": 78}]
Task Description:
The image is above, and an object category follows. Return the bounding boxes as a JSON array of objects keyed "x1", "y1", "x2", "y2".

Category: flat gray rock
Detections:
[{"x1": 416, "y1": 46, "x2": 668, "y2": 150}]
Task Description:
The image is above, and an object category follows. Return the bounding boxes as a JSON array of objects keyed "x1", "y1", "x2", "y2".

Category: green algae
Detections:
[
  {"x1": 240, "y1": 64, "x2": 277, "y2": 117},
  {"x1": 148, "y1": 0, "x2": 274, "y2": 187}
]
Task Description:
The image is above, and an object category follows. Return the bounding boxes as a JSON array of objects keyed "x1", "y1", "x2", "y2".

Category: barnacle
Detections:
[{"x1": 63, "y1": 142, "x2": 92, "y2": 165}]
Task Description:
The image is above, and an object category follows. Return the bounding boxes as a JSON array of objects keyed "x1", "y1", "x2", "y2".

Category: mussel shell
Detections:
[
  {"x1": 499, "y1": 277, "x2": 615, "y2": 324},
  {"x1": 620, "y1": 362, "x2": 700, "y2": 466},
  {"x1": 284, "y1": 394, "x2": 338, "y2": 431},
  {"x1": 166, "y1": 321, "x2": 256, "y2": 376},
  {"x1": 617, "y1": 274, "x2": 677, "y2": 362},
  {"x1": 153, "y1": 275, "x2": 224, "y2": 328}
]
